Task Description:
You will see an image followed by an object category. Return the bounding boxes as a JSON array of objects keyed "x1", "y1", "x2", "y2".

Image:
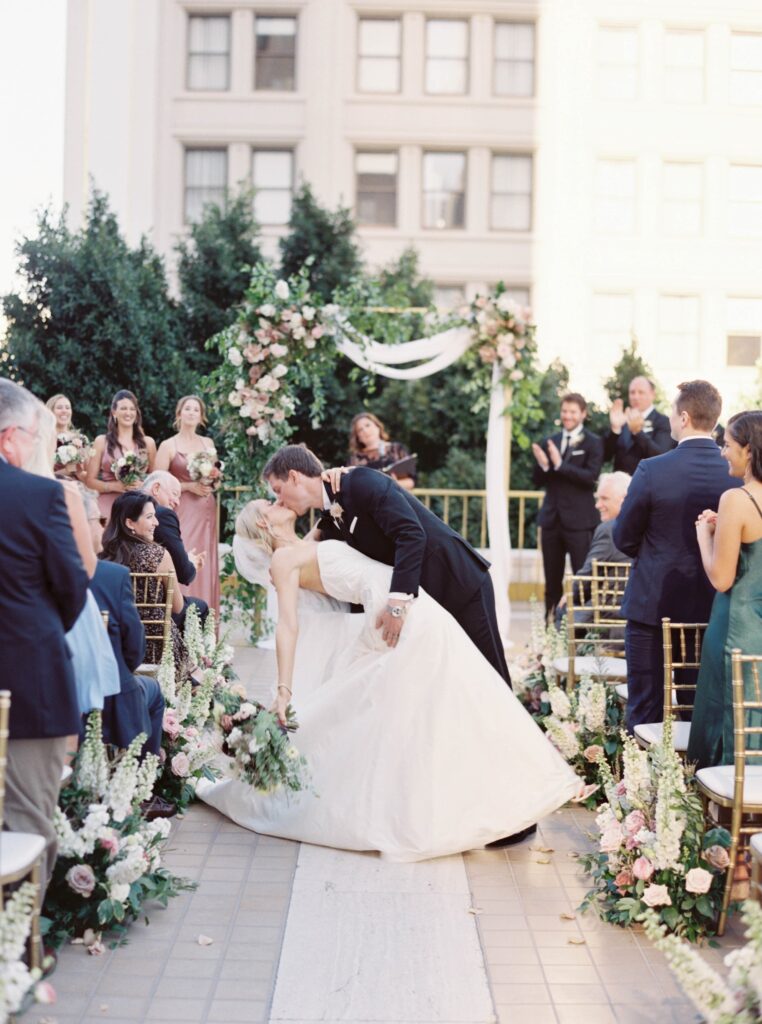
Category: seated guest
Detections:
[
  {"x1": 348, "y1": 413, "x2": 416, "y2": 491},
  {"x1": 100, "y1": 492, "x2": 190, "y2": 682},
  {"x1": 143, "y1": 470, "x2": 208, "y2": 627},
  {"x1": 604, "y1": 375, "x2": 675, "y2": 474}
]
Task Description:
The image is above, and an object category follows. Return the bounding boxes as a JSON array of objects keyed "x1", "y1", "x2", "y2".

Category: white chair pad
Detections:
[
  {"x1": 0, "y1": 832, "x2": 46, "y2": 880},
  {"x1": 696, "y1": 765, "x2": 762, "y2": 804},
  {"x1": 633, "y1": 721, "x2": 691, "y2": 751},
  {"x1": 751, "y1": 833, "x2": 762, "y2": 858},
  {"x1": 551, "y1": 656, "x2": 628, "y2": 679},
  {"x1": 615, "y1": 684, "x2": 628, "y2": 701}
]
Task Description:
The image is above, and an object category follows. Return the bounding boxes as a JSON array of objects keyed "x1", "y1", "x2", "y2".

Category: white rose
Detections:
[
  {"x1": 301, "y1": 306, "x2": 315, "y2": 321},
  {"x1": 228, "y1": 347, "x2": 243, "y2": 366},
  {"x1": 290, "y1": 313, "x2": 302, "y2": 328},
  {"x1": 248, "y1": 738, "x2": 260, "y2": 755},
  {"x1": 260, "y1": 303, "x2": 276, "y2": 318},
  {"x1": 304, "y1": 337, "x2": 316, "y2": 349},
  {"x1": 228, "y1": 727, "x2": 242, "y2": 745},
  {"x1": 238, "y1": 702, "x2": 256, "y2": 720},
  {"x1": 235, "y1": 377, "x2": 246, "y2": 390},
  {"x1": 272, "y1": 364, "x2": 288, "y2": 378},
  {"x1": 270, "y1": 343, "x2": 288, "y2": 357},
  {"x1": 496, "y1": 293, "x2": 519, "y2": 315},
  {"x1": 228, "y1": 390, "x2": 243, "y2": 407},
  {"x1": 291, "y1": 326, "x2": 306, "y2": 340},
  {"x1": 257, "y1": 423, "x2": 270, "y2": 442},
  {"x1": 275, "y1": 280, "x2": 290, "y2": 300},
  {"x1": 110, "y1": 883, "x2": 130, "y2": 903}
]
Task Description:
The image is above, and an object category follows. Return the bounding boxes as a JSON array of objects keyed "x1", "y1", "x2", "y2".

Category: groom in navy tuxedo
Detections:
[{"x1": 613, "y1": 380, "x2": 739, "y2": 731}]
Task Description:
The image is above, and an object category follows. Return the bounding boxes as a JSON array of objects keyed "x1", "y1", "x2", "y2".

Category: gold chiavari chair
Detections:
[
  {"x1": 130, "y1": 571, "x2": 175, "y2": 676},
  {"x1": 0, "y1": 691, "x2": 46, "y2": 970},
  {"x1": 633, "y1": 619, "x2": 707, "y2": 753},
  {"x1": 696, "y1": 650, "x2": 762, "y2": 936},
  {"x1": 553, "y1": 571, "x2": 628, "y2": 689}
]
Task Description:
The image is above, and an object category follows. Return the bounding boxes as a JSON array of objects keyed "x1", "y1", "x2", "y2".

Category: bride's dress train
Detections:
[{"x1": 199, "y1": 541, "x2": 579, "y2": 861}]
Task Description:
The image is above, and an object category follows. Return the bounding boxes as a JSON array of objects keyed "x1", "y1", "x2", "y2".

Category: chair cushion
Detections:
[
  {"x1": 551, "y1": 656, "x2": 628, "y2": 679},
  {"x1": 751, "y1": 832, "x2": 762, "y2": 858},
  {"x1": 0, "y1": 832, "x2": 46, "y2": 880},
  {"x1": 615, "y1": 684, "x2": 628, "y2": 701},
  {"x1": 696, "y1": 765, "x2": 762, "y2": 805},
  {"x1": 633, "y1": 721, "x2": 691, "y2": 751}
]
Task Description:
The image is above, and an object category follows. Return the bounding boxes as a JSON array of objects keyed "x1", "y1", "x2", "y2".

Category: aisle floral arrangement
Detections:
[
  {"x1": 580, "y1": 718, "x2": 731, "y2": 941},
  {"x1": 0, "y1": 882, "x2": 54, "y2": 1021},
  {"x1": 43, "y1": 714, "x2": 193, "y2": 949},
  {"x1": 644, "y1": 899, "x2": 762, "y2": 1022}
]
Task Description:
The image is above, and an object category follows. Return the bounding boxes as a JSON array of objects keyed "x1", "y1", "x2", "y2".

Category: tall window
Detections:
[
  {"x1": 597, "y1": 26, "x2": 638, "y2": 100},
  {"x1": 355, "y1": 152, "x2": 398, "y2": 226},
  {"x1": 185, "y1": 149, "x2": 227, "y2": 222},
  {"x1": 357, "y1": 19, "x2": 401, "y2": 93},
  {"x1": 730, "y1": 33, "x2": 762, "y2": 105},
  {"x1": 729, "y1": 165, "x2": 762, "y2": 237},
  {"x1": 425, "y1": 20, "x2": 469, "y2": 95},
  {"x1": 255, "y1": 16, "x2": 296, "y2": 91},
  {"x1": 494, "y1": 22, "x2": 534, "y2": 97},
  {"x1": 422, "y1": 152, "x2": 466, "y2": 229},
  {"x1": 592, "y1": 293, "x2": 634, "y2": 361},
  {"x1": 491, "y1": 154, "x2": 532, "y2": 231},
  {"x1": 659, "y1": 295, "x2": 700, "y2": 367},
  {"x1": 187, "y1": 15, "x2": 230, "y2": 91},
  {"x1": 252, "y1": 150, "x2": 293, "y2": 225},
  {"x1": 663, "y1": 162, "x2": 702, "y2": 235},
  {"x1": 664, "y1": 29, "x2": 704, "y2": 102},
  {"x1": 727, "y1": 297, "x2": 762, "y2": 366},
  {"x1": 594, "y1": 159, "x2": 636, "y2": 234}
]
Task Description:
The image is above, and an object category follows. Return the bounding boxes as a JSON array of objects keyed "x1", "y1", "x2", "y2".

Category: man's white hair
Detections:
[
  {"x1": 597, "y1": 471, "x2": 631, "y2": 497},
  {"x1": 143, "y1": 470, "x2": 178, "y2": 492},
  {"x1": 0, "y1": 378, "x2": 39, "y2": 433}
]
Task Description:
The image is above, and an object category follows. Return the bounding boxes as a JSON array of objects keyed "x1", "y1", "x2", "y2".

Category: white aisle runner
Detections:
[{"x1": 268, "y1": 844, "x2": 496, "y2": 1023}]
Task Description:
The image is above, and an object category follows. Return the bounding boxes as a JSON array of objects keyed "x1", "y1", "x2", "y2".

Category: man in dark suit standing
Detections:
[
  {"x1": 532, "y1": 393, "x2": 604, "y2": 617},
  {"x1": 0, "y1": 379, "x2": 89, "y2": 883},
  {"x1": 613, "y1": 380, "x2": 739, "y2": 731},
  {"x1": 604, "y1": 375, "x2": 675, "y2": 474}
]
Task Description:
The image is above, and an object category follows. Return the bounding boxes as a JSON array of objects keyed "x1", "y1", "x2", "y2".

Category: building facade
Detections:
[{"x1": 64, "y1": 0, "x2": 762, "y2": 409}]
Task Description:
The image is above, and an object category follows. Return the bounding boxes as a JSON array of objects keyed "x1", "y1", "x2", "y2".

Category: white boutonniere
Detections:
[
  {"x1": 567, "y1": 433, "x2": 583, "y2": 449},
  {"x1": 328, "y1": 501, "x2": 344, "y2": 525}
]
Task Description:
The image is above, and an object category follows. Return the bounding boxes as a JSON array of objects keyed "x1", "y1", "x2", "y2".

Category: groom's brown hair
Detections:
[{"x1": 262, "y1": 444, "x2": 323, "y2": 480}]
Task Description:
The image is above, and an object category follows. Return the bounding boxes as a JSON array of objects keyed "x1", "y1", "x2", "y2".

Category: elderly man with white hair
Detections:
[{"x1": 142, "y1": 470, "x2": 208, "y2": 627}]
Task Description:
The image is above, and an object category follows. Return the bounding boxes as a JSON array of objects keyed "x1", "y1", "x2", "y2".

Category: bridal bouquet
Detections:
[
  {"x1": 54, "y1": 430, "x2": 92, "y2": 471},
  {"x1": 186, "y1": 450, "x2": 224, "y2": 491},
  {"x1": 110, "y1": 449, "x2": 148, "y2": 486},
  {"x1": 579, "y1": 718, "x2": 731, "y2": 941}
]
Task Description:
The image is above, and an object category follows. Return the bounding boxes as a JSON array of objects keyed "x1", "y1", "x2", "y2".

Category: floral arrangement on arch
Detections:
[
  {"x1": 579, "y1": 717, "x2": 731, "y2": 942},
  {"x1": 644, "y1": 899, "x2": 762, "y2": 1022},
  {"x1": 43, "y1": 713, "x2": 193, "y2": 950},
  {"x1": 0, "y1": 883, "x2": 55, "y2": 1018}
]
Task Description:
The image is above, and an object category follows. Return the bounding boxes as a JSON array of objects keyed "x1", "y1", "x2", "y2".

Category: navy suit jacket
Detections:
[
  {"x1": 153, "y1": 503, "x2": 196, "y2": 586},
  {"x1": 319, "y1": 467, "x2": 490, "y2": 615},
  {"x1": 0, "y1": 460, "x2": 88, "y2": 738},
  {"x1": 89, "y1": 561, "x2": 145, "y2": 695},
  {"x1": 613, "y1": 438, "x2": 740, "y2": 626},
  {"x1": 532, "y1": 429, "x2": 603, "y2": 531},
  {"x1": 604, "y1": 410, "x2": 675, "y2": 475}
]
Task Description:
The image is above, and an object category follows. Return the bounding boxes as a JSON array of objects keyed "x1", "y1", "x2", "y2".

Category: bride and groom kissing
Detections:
[{"x1": 198, "y1": 444, "x2": 580, "y2": 862}]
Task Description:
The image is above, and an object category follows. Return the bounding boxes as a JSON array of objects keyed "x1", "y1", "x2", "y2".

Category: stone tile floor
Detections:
[{"x1": 35, "y1": 610, "x2": 746, "y2": 1024}]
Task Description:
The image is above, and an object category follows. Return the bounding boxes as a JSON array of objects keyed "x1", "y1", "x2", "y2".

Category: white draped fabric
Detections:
[{"x1": 332, "y1": 320, "x2": 511, "y2": 639}]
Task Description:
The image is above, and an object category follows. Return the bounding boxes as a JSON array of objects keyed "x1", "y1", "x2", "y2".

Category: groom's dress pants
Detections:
[{"x1": 457, "y1": 574, "x2": 512, "y2": 688}]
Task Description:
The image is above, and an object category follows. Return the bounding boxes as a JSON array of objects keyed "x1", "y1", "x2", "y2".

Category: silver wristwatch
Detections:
[{"x1": 387, "y1": 604, "x2": 405, "y2": 618}]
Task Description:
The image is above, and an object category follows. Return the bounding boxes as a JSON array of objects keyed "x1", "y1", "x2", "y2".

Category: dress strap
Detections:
[{"x1": 741, "y1": 487, "x2": 762, "y2": 521}]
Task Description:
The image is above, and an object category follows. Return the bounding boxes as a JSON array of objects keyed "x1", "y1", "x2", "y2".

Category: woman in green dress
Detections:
[{"x1": 688, "y1": 411, "x2": 762, "y2": 768}]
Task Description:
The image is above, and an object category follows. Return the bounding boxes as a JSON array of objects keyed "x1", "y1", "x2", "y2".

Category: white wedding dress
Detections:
[{"x1": 199, "y1": 541, "x2": 580, "y2": 861}]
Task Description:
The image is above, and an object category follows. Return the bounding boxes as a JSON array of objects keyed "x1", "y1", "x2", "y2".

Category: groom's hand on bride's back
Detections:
[
  {"x1": 321, "y1": 466, "x2": 352, "y2": 492},
  {"x1": 376, "y1": 598, "x2": 409, "y2": 647}
]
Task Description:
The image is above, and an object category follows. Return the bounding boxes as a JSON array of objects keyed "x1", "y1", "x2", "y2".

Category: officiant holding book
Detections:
[{"x1": 347, "y1": 413, "x2": 416, "y2": 491}]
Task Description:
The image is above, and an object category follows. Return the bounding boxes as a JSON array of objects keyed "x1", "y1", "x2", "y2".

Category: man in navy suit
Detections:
[
  {"x1": 613, "y1": 380, "x2": 739, "y2": 731},
  {"x1": 0, "y1": 379, "x2": 89, "y2": 883},
  {"x1": 532, "y1": 393, "x2": 604, "y2": 617}
]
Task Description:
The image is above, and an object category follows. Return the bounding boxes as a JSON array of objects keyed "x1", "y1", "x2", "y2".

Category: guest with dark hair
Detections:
[
  {"x1": 532, "y1": 392, "x2": 604, "y2": 617},
  {"x1": 689, "y1": 411, "x2": 762, "y2": 767},
  {"x1": 100, "y1": 491, "x2": 189, "y2": 681},
  {"x1": 86, "y1": 389, "x2": 156, "y2": 522},
  {"x1": 348, "y1": 412, "x2": 416, "y2": 490},
  {"x1": 604, "y1": 375, "x2": 674, "y2": 474},
  {"x1": 614, "y1": 380, "x2": 740, "y2": 732}
]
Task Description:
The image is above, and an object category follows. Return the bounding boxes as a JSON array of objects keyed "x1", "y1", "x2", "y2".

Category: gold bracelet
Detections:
[{"x1": 278, "y1": 685, "x2": 292, "y2": 696}]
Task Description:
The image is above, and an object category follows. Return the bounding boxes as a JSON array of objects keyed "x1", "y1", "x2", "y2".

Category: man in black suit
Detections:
[
  {"x1": 0, "y1": 379, "x2": 89, "y2": 883},
  {"x1": 532, "y1": 393, "x2": 604, "y2": 617},
  {"x1": 613, "y1": 380, "x2": 739, "y2": 731},
  {"x1": 143, "y1": 470, "x2": 208, "y2": 626},
  {"x1": 604, "y1": 375, "x2": 675, "y2": 474}
]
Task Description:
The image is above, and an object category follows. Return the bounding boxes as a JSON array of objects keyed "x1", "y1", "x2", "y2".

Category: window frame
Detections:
[
  {"x1": 424, "y1": 18, "x2": 470, "y2": 97},
  {"x1": 490, "y1": 152, "x2": 534, "y2": 232},
  {"x1": 183, "y1": 146, "x2": 229, "y2": 224},
  {"x1": 597, "y1": 24, "x2": 639, "y2": 101},
  {"x1": 356, "y1": 16, "x2": 402, "y2": 94},
  {"x1": 354, "y1": 150, "x2": 399, "y2": 228},
  {"x1": 493, "y1": 21, "x2": 536, "y2": 98},
  {"x1": 254, "y1": 13, "x2": 298, "y2": 92},
  {"x1": 186, "y1": 13, "x2": 232, "y2": 92},
  {"x1": 251, "y1": 147, "x2": 295, "y2": 227},
  {"x1": 421, "y1": 150, "x2": 468, "y2": 231}
]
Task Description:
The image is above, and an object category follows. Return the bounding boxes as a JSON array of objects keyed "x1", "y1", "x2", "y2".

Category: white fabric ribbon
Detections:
[{"x1": 334, "y1": 322, "x2": 474, "y2": 380}]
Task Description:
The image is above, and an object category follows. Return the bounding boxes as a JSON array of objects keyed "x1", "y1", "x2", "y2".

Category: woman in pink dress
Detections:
[
  {"x1": 155, "y1": 395, "x2": 220, "y2": 615},
  {"x1": 85, "y1": 389, "x2": 156, "y2": 522}
]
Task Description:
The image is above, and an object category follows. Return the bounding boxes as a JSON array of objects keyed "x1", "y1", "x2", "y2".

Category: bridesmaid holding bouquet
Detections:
[
  {"x1": 86, "y1": 389, "x2": 156, "y2": 522},
  {"x1": 156, "y1": 395, "x2": 221, "y2": 615}
]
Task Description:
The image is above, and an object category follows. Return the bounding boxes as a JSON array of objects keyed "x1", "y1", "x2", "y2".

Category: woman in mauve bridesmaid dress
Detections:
[{"x1": 85, "y1": 389, "x2": 155, "y2": 523}]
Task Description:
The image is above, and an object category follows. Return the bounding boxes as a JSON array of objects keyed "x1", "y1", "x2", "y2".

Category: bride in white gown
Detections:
[{"x1": 198, "y1": 500, "x2": 581, "y2": 862}]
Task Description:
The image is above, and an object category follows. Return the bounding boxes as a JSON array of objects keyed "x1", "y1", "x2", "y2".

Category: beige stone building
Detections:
[{"x1": 65, "y1": 0, "x2": 762, "y2": 409}]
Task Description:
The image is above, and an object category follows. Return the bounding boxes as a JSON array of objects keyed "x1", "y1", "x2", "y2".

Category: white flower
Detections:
[
  {"x1": 275, "y1": 280, "x2": 290, "y2": 300},
  {"x1": 228, "y1": 347, "x2": 243, "y2": 366},
  {"x1": 291, "y1": 325, "x2": 306, "y2": 340},
  {"x1": 228, "y1": 727, "x2": 242, "y2": 746},
  {"x1": 272, "y1": 364, "x2": 288, "y2": 379},
  {"x1": 549, "y1": 686, "x2": 571, "y2": 720},
  {"x1": 270, "y1": 342, "x2": 288, "y2": 357},
  {"x1": 302, "y1": 305, "x2": 315, "y2": 321},
  {"x1": 642, "y1": 884, "x2": 672, "y2": 908},
  {"x1": 257, "y1": 423, "x2": 270, "y2": 442},
  {"x1": 109, "y1": 883, "x2": 130, "y2": 904},
  {"x1": 260, "y1": 303, "x2": 276, "y2": 317},
  {"x1": 304, "y1": 337, "x2": 316, "y2": 349},
  {"x1": 248, "y1": 738, "x2": 260, "y2": 755},
  {"x1": 290, "y1": 313, "x2": 303, "y2": 328},
  {"x1": 496, "y1": 293, "x2": 520, "y2": 316}
]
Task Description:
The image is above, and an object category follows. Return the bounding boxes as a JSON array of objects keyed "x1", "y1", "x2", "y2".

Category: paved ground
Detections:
[{"x1": 39, "y1": 607, "x2": 744, "y2": 1024}]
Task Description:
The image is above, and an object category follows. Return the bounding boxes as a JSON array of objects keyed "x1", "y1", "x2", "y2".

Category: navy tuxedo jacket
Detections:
[
  {"x1": 154, "y1": 503, "x2": 196, "y2": 586},
  {"x1": 0, "y1": 460, "x2": 88, "y2": 738},
  {"x1": 604, "y1": 410, "x2": 675, "y2": 475},
  {"x1": 89, "y1": 560, "x2": 145, "y2": 696},
  {"x1": 613, "y1": 438, "x2": 740, "y2": 626},
  {"x1": 532, "y1": 429, "x2": 603, "y2": 531},
  {"x1": 318, "y1": 467, "x2": 490, "y2": 615}
]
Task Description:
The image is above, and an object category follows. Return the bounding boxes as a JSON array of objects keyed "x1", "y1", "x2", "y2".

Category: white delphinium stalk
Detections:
[
  {"x1": 544, "y1": 716, "x2": 581, "y2": 761},
  {"x1": 0, "y1": 882, "x2": 37, "y2": 962},
  {"x1": 157, "y1": 646, "x2": 177, "y2": 703},
  {"x1": 174, "y1": 679, "x2": 193, "y2": 724},
  {"x1": 578, "y1": 678, "x2": 607, "y2": 733},
  {"x1": 622, "y1": 733, "x2": 653, "y2": 809},
  {"x1": 528, "y1": 598, "x2": 546, "y2": 655},
  {"x1": 548, "y1": 684, "x2": 572, "y2": 720},
  {"x1": 651, "y1": 718, "x2": 687, "y2": 871},
  {"x1": 203, "y1": 609, "x2": 217, "y2": 657},
  {"x1": 75, "y1": 712, "x2": 110, "y2": 798},
  {"x1": 107, "y1": 736, "x2": 145, "y2": 822},
  {"x1": 189, "y1": 672, "x2": 216, "y2": 729},
  {"x1": 183, "y1": 603, "x2": 204, "y2": 665},
  {"x1": 134, "y1": 753, "x2": 160, "y2": 805},
  {"x1": 0, "y1": 960, "x2": 36, "y2": 1016},
  {"x1": 726, "y1": 900, "x2": 762, "y2": 1013}
]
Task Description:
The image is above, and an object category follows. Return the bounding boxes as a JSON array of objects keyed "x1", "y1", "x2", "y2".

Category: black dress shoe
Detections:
[
  {"x1": 140, "y1": 795, "x2": 177, "y2": 821},
  {"x1": 486, "y1": 824, "x2": 537, "y2": 848}
]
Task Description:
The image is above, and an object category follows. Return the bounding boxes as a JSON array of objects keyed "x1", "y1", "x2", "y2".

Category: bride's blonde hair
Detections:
[{"x1": 235, "y1": 500, "x2": 275, "y2": 556}]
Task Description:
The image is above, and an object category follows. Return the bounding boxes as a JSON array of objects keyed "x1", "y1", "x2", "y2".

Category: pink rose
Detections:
[
  {"x1": 162, "y1": 710, "x2": 181, "y2": 741},
  {"x1": 642, "y1": 884, "x2": 672, "y2": 908},
  {"x1": 584, "y1": 744, "x2": 604, "y2": 763},
  {"x1": 478, "y1": 345, "x2": 497, "y2": 364},
  {"x1": 184, "y1": 726, "x2": 199, "y2": 740},
  {"x1": 171, "y1": 752, "x2": 191, "y2": 777},
  {"x1": 600, "y1": 824, "x2": 624, "y2": 853},
  {"x1": 632, "y1": 857, "x2": 654, "y2": 881},
  {"x1": 99, "y1": 834, "x2": 119, "y2": 859},
  {"x1": 703, "y1": 845, "x2": 730, "y2": 870},
  {"x1": 311, "y1": 325, "x2": 324, "y2": 340},
  {"x1": 615, "y1": 781, "x2": 627, "y2": 796},
  {"x1": 65, "y1": 863, "x2": 96, "y2": 898},
  {"x1": 685, "y1": 867, "x2": 714, "y2": 895},
  {"x1": 624, "y1": 810, "x2": 646, "y2": 836},
  {"x1": 34, "y1": 981, "x2": 56, "y2": 1005},
  {"x1": 614, "y1": 869, "x2": 634, "y2": 892}
]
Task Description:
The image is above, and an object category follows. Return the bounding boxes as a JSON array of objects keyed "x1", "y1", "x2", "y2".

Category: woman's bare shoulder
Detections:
[{"x1": 272, "y1": 544, "x2": 313, "y2": 574}]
